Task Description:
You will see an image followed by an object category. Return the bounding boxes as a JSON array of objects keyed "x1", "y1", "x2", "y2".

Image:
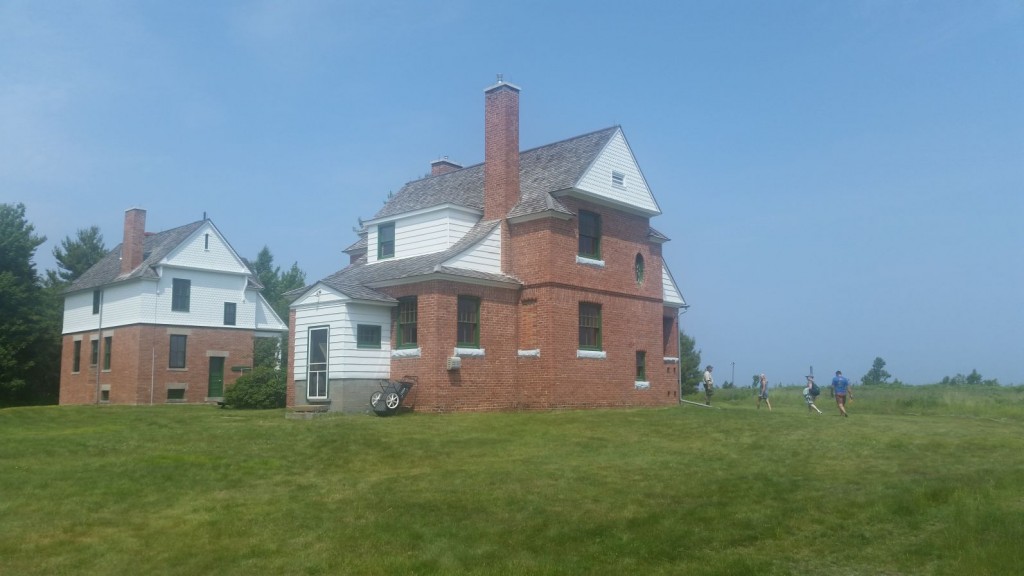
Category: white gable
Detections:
[
  {"x1": 292, "y1": 284, "x2": 352, "y2": 307},
  {"x1": 442, "y1": 225, "x2": 501, "y2": 273},
  {"x1": 163, "y1": 222, "x2": 250, "y2": 274},
  {"x1": 574, "y1": 129, "x2": 661, "y2": 216},
  {"x1": 662, "y1": 264, "x2": 686, "y2": 308}
]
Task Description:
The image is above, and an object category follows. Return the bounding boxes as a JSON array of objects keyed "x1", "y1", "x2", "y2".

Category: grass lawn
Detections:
[{"x1": 2, "y1": 385, "x2": 1023, "y2": 575}]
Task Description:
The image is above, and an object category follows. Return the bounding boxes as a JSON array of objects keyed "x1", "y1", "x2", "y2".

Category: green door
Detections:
[{"x1": 208, "y1": 357, "x2": 225, "y2": 398}]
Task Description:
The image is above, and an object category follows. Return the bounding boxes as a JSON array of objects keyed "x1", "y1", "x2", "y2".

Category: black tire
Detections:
[{"x1": 370, "y1": 391, "x2": 384, "y2": 408}]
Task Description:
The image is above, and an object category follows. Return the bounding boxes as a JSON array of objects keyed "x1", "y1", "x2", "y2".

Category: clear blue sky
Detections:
[{"x1": 3, "y1": 1, "x2": 1021, "y2": 385}]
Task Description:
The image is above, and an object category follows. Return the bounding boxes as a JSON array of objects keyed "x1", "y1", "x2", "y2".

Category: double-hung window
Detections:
[
  {"x1": 378, "y1": 223, "x2": 395, "y2": 259},
  {"x1": 579, "y1": 303, "x2": 602, "y2": 350},
  {"x1": 89, "y1": 339, "x2": 99, "y2": 367},
  {"x1": 171, "y1": 279, "x2": 191, "y2": 312},
  {"x1": 636, "y1": 351, "x2": 647, "y2": 381},
  {"x1": 578, "y1": 210, "x2": 601, "y2": 260},
  {"x1": 397, "y1": 297, "x2": 417, "y2": 348},
  {"x1": 102, "y1": 336, "x2": 112, "y2": 371},
  {"x1": 307, "y1": 327, "x2": 328, "y2": 399},
  {"x1": 169, "y1": 335, "x2": 187, "y2": 369},
  {"x1": 92, "y1": 290, "x2": 101, "y2": 314},
  {"x1": 457, "y1": 296, "x2": 480, "y2": 348},
  {"x1": 72, "y1": 341, "x2": 82, "y2": 372},
  {"x1": 224, "y1": 302, "x2": 236, "y2": 326}
]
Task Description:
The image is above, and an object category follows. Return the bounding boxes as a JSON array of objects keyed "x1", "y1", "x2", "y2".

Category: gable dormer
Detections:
[
  {"x1": 566, "y1": 128, "x2": 661, "y2": 217},
  {"x1": 364, "y1": 204, "x2": 482, "y2": 264}
]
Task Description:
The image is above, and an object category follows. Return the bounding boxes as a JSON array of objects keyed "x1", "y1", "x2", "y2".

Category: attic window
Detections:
[
  {"x1": 378, "y1": 223, "x2": 395, "y2": 260},
  {"x1": 204, "y1": 233, "x2": 210, "y2": 250},
  {"x1": 611, "y1": 171, "x2": 626, "y2": 187}
]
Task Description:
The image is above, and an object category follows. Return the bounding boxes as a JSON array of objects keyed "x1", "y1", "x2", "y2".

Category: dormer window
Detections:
[
  {"x1": 378, "y1": 223, "x2": 395, "y2": 259},
  {"x1": 611, "y1": 170, "x2": 626, "y2": 187}
]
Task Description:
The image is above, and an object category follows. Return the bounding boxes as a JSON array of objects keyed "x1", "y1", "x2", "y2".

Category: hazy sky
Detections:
[{"x1": 3, "y1": 1, "x2": 1021, "y2": 385}]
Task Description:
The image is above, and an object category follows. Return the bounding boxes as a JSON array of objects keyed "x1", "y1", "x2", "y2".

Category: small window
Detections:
[
  {"x1": 635, "y1": 254, "x2": 645, "y2": 285},
  {"x1": 167, "y1": 388, "x2": 185, "y2": 401},
  {"x1": 397, "y1": 297, "x2": 418, "y2": 348},
  {"x1": 378, "y1": 223, "x2": 395, "y2": 259},
  {"x1": 578, "y1": 210, "x2": 601, "y2": 260},
  {"x1": 72, "y1": 341, "x2": 82, "y2": 373},
  {"x1": 579, "y1": 303, "x2": 602, "y2": 350},
  {"x1": 224, "y1": 302, "x2": 237, "y2": 326},
  {"x1": 612, "y1": 170, "x2": 625, "y2": 187},
  {"x1": 169, "y1": 335, "x2": 187, "y2": 369},
  {"x1": 90, "y1": 339, "x2": 99, "y2": 367},
  {"x1": 663, "y1": 317, "x2": 675, "y2": 355},
  {"x1": 171, "y1": 279, "x2": 191, "y2": 312},
  {"x1": 92, "y1": 290, "x2": 101, "y2": 314},
  {"x1": 457, "y1": 296, "x2": 480, "y2": 348},
  {"x1": 102, "y1": 336, "x2": 112, "y2": 371},
  {"x1": 100, "y1": 389, "x2": 110, "y2": 403},
  {"x1": 357, "y1": 324, "x2": 382, "y2": 349},
  {"x1": 636, "y1": 351, "x2": 647, "y2": 381}
]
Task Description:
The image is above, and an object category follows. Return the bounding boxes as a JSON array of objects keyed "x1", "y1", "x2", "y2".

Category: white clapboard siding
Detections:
[
  {"x1": 63, "y1": 268, "x2": 285, "y2": 334},
  {"x1": 662, "y1": 264, "x2": 686, "y2": 307},
  {"x1": 366, "y1": 206, "x2": 481, "y2": 264},
  {"x1": 442, "y1": 225, "x2": 502, "y2": 273},
  {"x1": 164, "y1": 222, "x2": 250, "y2": 274},
  {"x1": 575, "y1": 129, "x2": 661, "y2": 216},
  {"x1": 291, "y1": 300, "x2": 391, "y2": 381}
]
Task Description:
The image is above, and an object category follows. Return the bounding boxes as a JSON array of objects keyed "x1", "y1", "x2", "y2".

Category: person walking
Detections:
[
  {"x1": 702, "y1": 365, "x2": 714, "y2": 406},
  {"x1": 804, "y1": 375, "x2": 823, "y2": 414},
  {"x1": 832, "y1": 370, "x2": 852, "y2": 417},
  {"x1": 756, "y1": 373, "x2": 772, "y2": 411}
]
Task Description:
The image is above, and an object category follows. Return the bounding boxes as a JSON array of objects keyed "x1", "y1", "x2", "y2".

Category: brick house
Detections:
[
  {"x1": 59, "y1": 209, "x2": 288, "y2": 405},
  {"x1": 287, "y1": 78, "x2": 687, "y2": 412}
]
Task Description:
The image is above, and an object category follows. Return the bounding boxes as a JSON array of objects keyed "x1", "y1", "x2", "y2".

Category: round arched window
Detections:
[{"x1": 635, "y1": 253, "x2": 645, "y2": 285}]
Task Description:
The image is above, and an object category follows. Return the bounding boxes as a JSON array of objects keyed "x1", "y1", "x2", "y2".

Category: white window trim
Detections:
[
  {"x1": 517, "y1": 349, "x2": 540, "y2": 357},
  {"x1": 391, "y1": 348, "x2": 422, "y2": 359},
  {"x1": 455, "y1": 347, "x2": 485, "y2": 357},
  {"x1": 577, "y1": 350, "x2": 607, "y2": 359},
  {"x1": 634, "y1": 381, "x2": 650, "y2": 390},
  {"x1": 663, "y1": 357, "x2": 680, "y2": 364}
]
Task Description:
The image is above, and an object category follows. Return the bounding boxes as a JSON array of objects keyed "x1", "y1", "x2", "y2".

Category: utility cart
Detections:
[{"x1": 370, "y1": 376, "x2": 416, "y2": 416}]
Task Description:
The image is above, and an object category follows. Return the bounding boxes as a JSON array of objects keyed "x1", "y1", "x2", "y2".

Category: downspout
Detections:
[
  {"x1": 94, "y1": 290, "x2": 104, "y2": 404},
  {"x1": 150, "y1": 347, "x2": 155, "y2": 405}
]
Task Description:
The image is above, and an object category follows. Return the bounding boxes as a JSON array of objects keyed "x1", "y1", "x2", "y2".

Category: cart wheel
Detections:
[
  {"x1": 385, "y1": 392, "x2": 401, "y2": 410},
  {"x1": 370, "y1": 391, "x2": 384, "y2": 408}
]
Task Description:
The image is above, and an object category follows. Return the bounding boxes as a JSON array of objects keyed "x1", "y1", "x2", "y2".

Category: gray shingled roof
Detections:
[
  {"x1": 374, "y1": 127, "x2": 619, "y2": 220},
  {"x1": 310, "y1": 220, "x2": 518, "y2": 302},
  {"x1": 67, "y1": 220, "x2": 207, "y2": 293}
]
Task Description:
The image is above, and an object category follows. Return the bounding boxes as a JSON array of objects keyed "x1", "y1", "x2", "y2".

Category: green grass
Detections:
[{"x1": 2, "y1": 386, "x2": 1023, "y2": 575}]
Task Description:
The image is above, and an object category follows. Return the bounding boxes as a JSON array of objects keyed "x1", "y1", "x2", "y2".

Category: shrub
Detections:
[{"x1": 224, "y1": 366, "x2": 286, "y2": 409}]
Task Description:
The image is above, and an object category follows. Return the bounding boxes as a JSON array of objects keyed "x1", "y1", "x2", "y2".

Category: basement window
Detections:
[{"x1": 167, "y1": 387, "x2": 186, "y2": 402}]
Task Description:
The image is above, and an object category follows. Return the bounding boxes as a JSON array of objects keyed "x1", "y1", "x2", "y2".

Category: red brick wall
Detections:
[
  {"x1": 286, "y1": 309, "x2": 297, "y2": 407},
  {"x1": 369, "y1": 197, "x2": 680, "y2": 412},
  {"x1": 59, "y1": 325, "x2": 255, "y2": 405}
]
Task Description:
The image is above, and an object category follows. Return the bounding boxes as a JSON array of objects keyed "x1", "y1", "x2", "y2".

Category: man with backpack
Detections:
[{"x1": 804, "y1": 375, "x2": 823, "y2": 414}]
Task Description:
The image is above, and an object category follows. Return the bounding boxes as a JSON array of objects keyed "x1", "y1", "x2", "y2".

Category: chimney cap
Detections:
[{"x1": 484, "y1": 74, "x2": 521, "y2": 93}]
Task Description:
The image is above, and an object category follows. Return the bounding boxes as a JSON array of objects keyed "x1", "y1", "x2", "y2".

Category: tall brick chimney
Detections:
[
  {"x1": 121, "y1": 208, "x2": 146, "y2": 275},
  {"x1": 483, "y1": 76, "x2": 521, "y2": 221}
]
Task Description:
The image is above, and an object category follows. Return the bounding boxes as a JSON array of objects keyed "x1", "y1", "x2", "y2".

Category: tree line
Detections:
[{"x1": 0, "y1": 202, "x2": 305, "y2": 406}]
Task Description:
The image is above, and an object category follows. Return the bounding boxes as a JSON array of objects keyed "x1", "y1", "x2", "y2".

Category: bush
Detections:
[{"x1": 224, "y1": 367, "x2": 286, "y2": 409}]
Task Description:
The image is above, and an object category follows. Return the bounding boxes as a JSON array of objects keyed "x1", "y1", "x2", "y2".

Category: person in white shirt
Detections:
[{"x1": 702, "y1": 365, "x2": 714, "y2": 406}]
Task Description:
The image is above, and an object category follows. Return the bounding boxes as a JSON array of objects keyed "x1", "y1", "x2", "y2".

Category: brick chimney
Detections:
[
  {"x1": 431, "y1": 157, "x2": 462, "y2": 176},
  {"x1": 121, "y1": 208, "x2": 146, "y2": 275},
  {"x1": 483, "y1": 76, "x2": 521, "y2": 221}
]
